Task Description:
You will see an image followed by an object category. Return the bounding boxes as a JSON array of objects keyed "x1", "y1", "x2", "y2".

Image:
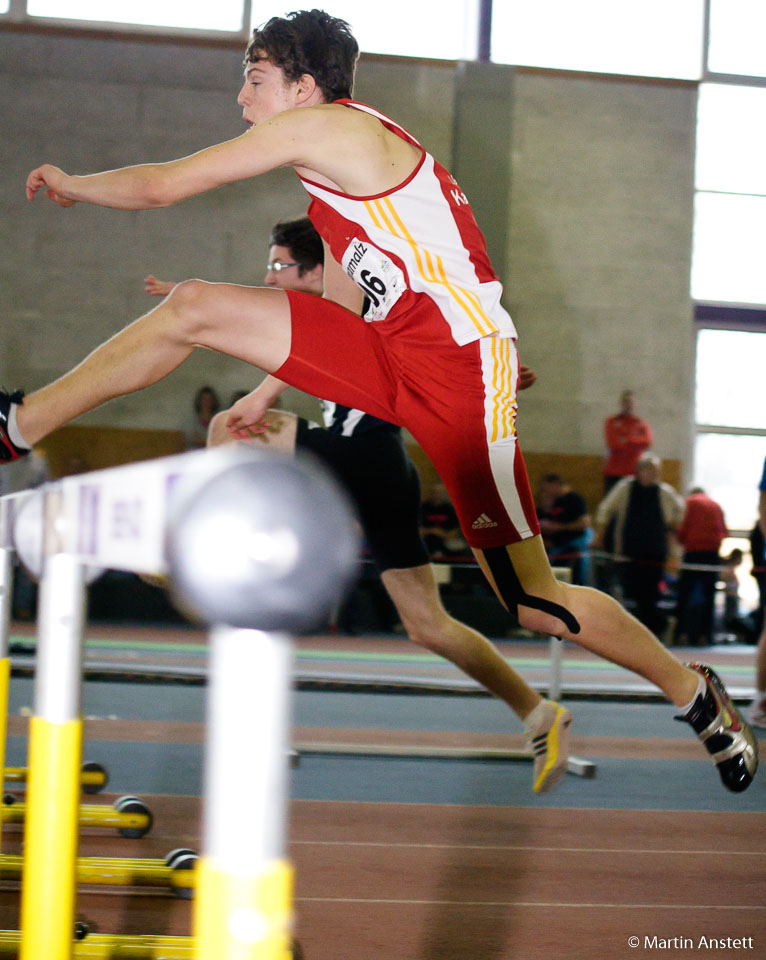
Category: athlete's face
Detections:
[
  {"x1": 264, "y1": 244, "x2": 324, "y2": 294},
  {"x1": 237, "y1": 57, "x2": 298, "y2": 127}
]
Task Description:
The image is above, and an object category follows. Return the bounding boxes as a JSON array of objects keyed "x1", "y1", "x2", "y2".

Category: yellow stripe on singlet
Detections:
[{"x1": 362, "y1": 197, "x2": 497, "y2": 338}]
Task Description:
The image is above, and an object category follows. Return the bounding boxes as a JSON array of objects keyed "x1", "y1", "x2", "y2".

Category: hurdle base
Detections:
[
  {"x1": 0, "y1": 931, "x2": 196, "y2": 959},
  {"x1": 3, "y1": 763, "x2": 108, "y2": 794},
  {"x1": 0, "y1": 853, "x2": 195, "y2": 895},
  {"x1": 294, "y1": 741, "x2": 597, "y2": 778},
  {"x1": 2, "y1": 798, "x2": 151, "y2": 837}
]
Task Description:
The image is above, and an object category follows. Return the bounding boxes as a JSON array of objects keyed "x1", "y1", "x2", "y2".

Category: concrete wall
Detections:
[
  {"x1": 506, "y1": 70, "x2": 697, "y2": 474},
  {"x1": 0, "y1": 29, "x2": 697, "y2": 480}
]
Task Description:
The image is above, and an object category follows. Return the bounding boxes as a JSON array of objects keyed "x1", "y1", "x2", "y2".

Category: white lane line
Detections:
[
  {"x1": 292, "y1": 840, "x2": 765, "y2": 856},
  {"x1": 296, "y1": 897, "x2": 766, "y2": 910}
]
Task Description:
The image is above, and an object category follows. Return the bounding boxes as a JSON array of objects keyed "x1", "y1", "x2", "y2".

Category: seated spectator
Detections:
[
  {"x1": 751, "y1": 520, "x2": 766, "y2": 638},
  {"x1": 674, "y1": 487, "x2": 728, "y2": 646},
  {"x1": 594, "y1": 453, "x2": 684, "y2": 637},
  {"x1": 420, "y1": 481, "x2": 468, "y2": 559},
  {"x1": 720, "y1": 548, "x2": 759, "y2": 644},
  {"x1": 536, "y1": 473, "x2": 593, "y2": 585}
]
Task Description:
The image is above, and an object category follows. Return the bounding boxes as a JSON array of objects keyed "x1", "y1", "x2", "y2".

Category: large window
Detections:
[
  {"x1": 27, "y1": 0, "x2": 244, "y2": 31},
  {"x1": 250, "y1": 1, "x2": 480, "y2": 61},
  {"x1": 690, "y1": 5, "x2": 766, "y2": 527},
  {"x1": 708, "y1": 0, "x2": 766, "y2": 77},
  {"x1": 491, "y1": 0, "x2": 704, "y2": 78},
  {"x1": 693, "y1": 327, "x2": 766, "y2": 531},
  {"x1": 692, "y1": 84, "x2": 766, "y2": 305},
  {"x1": 2, "y1": 0, "x2": 710, "y2": 73}
]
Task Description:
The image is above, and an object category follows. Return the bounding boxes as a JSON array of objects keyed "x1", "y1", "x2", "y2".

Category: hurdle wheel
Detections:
[
  {"x1": 164, "y1": 847, "x2": 197, "y2": 867},
  {"x1": 81, "y1": 761, "x2": 109, "y2": 795},
  {"x1": 165, "y1": 848, "x2": 198, "y2": 900},
  {"x1": 292, "y1": 938, "x2": 305, "y2": 959},
  {"x1": 2, "y1": 793, "x2": 18, "y2": 805},
  {"x1": 113, "y1": 795, "x2": 153, "y2": 839},
  {"x1": 74, "y1": 921, "x2": 90, "y2": 940}
]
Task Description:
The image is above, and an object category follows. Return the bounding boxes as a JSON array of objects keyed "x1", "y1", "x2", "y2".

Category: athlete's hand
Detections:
[
  {"x1": 518, "y1": 365, "x2": 537, "y2": 391},
  {"x1": 26, "y1": 165, "x2": 77, "y2": 207},
  {"x1": 144, "y1": 275, "x2": 178, "y2": 297},
  {"x1": 225, "y1": 391, "x2": 273, "y2": 439}
]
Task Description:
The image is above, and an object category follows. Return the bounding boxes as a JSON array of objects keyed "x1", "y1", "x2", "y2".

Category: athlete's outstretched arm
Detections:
[{"x1": 25, "y1": 107, "x2": 327, "y2": 210}]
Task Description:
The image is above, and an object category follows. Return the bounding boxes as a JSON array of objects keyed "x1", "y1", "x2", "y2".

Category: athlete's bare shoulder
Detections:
[{"x1": 290, "y1": 102, "x2": 422, "y2": 196}]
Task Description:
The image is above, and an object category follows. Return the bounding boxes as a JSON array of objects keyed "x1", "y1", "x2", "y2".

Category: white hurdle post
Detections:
[
  {"x1": 11, "y1": 445, "x2": 358, "y2": 960},
  {"x1": 0, "y1": 492, "x2": 33, "y2": 856}
]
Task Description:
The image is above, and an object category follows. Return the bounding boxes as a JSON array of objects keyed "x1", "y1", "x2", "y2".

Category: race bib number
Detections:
[{"x1": 342, "y1": 238, "x2": 406, "y2": 322}]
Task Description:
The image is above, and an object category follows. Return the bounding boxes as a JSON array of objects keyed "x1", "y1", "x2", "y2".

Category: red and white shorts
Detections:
[{"x1": 275, "y1": 290, "x2": 540, "y2": 549}]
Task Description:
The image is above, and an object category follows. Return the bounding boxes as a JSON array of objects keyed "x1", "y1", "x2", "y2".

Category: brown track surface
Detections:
[
  {"x1": 2, "y1": 797, "x2": 764, "y2": 958},
  {"x1": 3, "y1": 625, "x2": 763, "y2": 956}
]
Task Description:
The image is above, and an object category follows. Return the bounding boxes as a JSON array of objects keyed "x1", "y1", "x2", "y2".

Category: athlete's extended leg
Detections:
[
  {"x1": 475, "y1": 536, "x2": 697, "y2": 705},
  {"x1": 474, "y1": 536, "x2": 758, "y2": 792},
  {"x1": 14, "y1": 282, "x2": 293, "y2": 447},
  {"x1": 382, "y1": 563, "x2": 571, "y2": 793},
  {"x1": 383, "y1": 564, "x2": 539, "y2": 716}
]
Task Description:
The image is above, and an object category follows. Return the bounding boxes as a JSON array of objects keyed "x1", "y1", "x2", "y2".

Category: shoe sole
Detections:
[{"x1": 533, "y1": 705, "x2": 572, "y2": 795}]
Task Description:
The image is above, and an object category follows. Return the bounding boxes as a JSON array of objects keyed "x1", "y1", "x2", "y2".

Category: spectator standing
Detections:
[
  {"x1": 594, "y1": 453, "x2": 684, "y2": 636},
  {"x1": 536, "y1": 473, "x2": 593, "y2": 585},
  {"x1": 603, "y1": 390, "x2": 653, "y2": 494},
  {"x1": 674, "y1": 487, "x2": 728, "y2": 646}
]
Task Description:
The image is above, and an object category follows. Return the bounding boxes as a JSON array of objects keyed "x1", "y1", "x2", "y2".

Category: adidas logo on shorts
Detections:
[{"x1": 471, "y1": 513, "x2": 498, "y2": 530}]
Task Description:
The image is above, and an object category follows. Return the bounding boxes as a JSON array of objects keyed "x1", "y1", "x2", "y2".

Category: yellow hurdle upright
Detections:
[
  {"x1": 20, "y1": 551, "x2": 86, "y2": 960},
  {"x1": 0, "y1": 539, "x2": 12, "y2": 855}
]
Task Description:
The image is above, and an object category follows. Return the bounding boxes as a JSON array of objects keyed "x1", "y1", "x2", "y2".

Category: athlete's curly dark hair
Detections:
[
  {"x1": 245, "y1": 9, "x2": 358, "y2": 103},
  {"x1": 269, "y1": 216, "x2": 324, "y2": 276}
]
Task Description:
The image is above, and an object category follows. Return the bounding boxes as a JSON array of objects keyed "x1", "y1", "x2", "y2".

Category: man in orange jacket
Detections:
[{"x1": 603, "y1": 390, "x2": 653, "y2": 493}]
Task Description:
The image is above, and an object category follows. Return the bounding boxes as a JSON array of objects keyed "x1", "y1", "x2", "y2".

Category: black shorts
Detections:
[{"x1": 295, "y1": 421, "x2": 429, "y2": 573}]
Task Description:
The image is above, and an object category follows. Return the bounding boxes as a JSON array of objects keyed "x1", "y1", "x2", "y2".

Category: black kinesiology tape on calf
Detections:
[{"x1": 483, "y1": 545, "x2": 581, "y2": 636}]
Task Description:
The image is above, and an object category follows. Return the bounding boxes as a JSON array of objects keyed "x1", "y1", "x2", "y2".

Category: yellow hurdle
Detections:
[
  {"x1": 1, "y1": 852, "x2": 196, "y2": 894},
  {"x1": 2, "y1": 797, "x2": 151, "y2": 837},
  {"x1": 19, "y1": 549, "x2": 86, "y2": 960},
  {"x1": 0, "y1": 536, "x2": 12, "y2": 855},
  {"x1": 195, "y1": 857, "x2": 294, "y2": 959},
  {"x1": 5, "y1": 452, "x2": 315, "y2": 960},
  {"x1": 4, "y1": 763, "x2": 108, "y2": 793},
  {"x1": 20, "y1": 716, "x2": 83, "y2": 960},
  {"x1": 0, "y1": 655, "x2": 9, "y2": 854},
  {"x1": 0, "y1": 932, "x2": 196, "y2": 959}
]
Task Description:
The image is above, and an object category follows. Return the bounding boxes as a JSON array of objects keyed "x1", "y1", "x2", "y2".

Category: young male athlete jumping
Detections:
[
  {"x1": 5, "y1": 10, "x2": 756, "y2": 791},
  {"x1": 145, "y1": 215, "x2": 569, "y2": 794}
]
